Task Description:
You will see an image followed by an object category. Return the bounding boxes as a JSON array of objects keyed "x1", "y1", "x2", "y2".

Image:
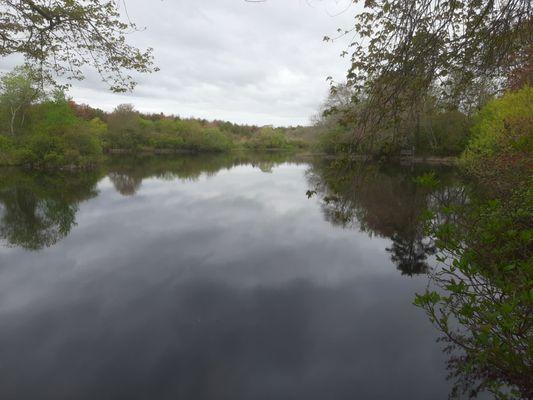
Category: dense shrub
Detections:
[
  {"x1": 63, "y1": 131, "x2": 102, "y2": 163},
  {"x1": 199, "y1": 127, "x2": 232, "y2": 151},
  {"x1": 416, "y1": 180, "x2": 533, "y2": 398},
  {"x1": 152, "y1": 118, "x2": 176, "y2": 134},
  {"x1": 105, "y1": 128, "x2": 148, "y2": 150},
  {"x1": 246, "y1": 127, "x2": 291, "y2": 150},
  {"x1": 148, "y1": 134, "x2": 185, "y2": 150},
  {"x1": 0, "y1": 135, "x2": 15, "y2": 164},
  {"x1": 415, "y1": 110, "x2": 472, "y2": 155},
  {"x1": 103, "y1": 115, "x2": 233, "y2": 153},
  {"x1": 28, "y1": 96, "x2": 79, "y2": 136},
  {"x1": 104, "y1": 104, "x2": 147, "y2": 150},
  {"x1": 87, "y1": 118, "x2": 107, "y2": 138},
  {"x1": 22, "y1": 134, "x2": 66, "y2": 167},
  {"x1": 316, "y1": 125, "x2": 353, "y2": 154},
  {"x1": 460, "y1": 86, "x2": 532, "y2": 192},
  {"x1": 462, "y1": 87, "x2": 532, "y2": 167},
  {"x1": 413, "y1": 88, "x2": 533, "y2": 396}
]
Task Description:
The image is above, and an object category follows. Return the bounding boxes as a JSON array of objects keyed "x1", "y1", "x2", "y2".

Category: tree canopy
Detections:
[
  {"x1": 324, "y1": 0, "x2": 532, "y2": 147},
  {"x1": 0, "y1": 0, "x2": 157, "y2": 91},
  {"x1": 0, "y1": 65, "x2": 42, "y2": 135}
]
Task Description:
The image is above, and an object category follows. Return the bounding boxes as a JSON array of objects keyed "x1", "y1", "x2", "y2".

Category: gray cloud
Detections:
[{"x1": 0, "y1": 0, "x2": 355, "y2": 126}]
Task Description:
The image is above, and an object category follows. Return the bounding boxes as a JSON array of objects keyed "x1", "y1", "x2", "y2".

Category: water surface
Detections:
[{"x1": 0, "y1": 154, "x2": 462, "y2": 399}]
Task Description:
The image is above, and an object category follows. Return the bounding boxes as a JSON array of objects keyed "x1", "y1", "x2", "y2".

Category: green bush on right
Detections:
[{"x1": 461, "y1": 86, "x2": 532, "y2": 190}]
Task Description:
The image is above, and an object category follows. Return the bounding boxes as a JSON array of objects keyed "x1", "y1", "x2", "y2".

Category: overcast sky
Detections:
[{"x1": 1, "y1": 0, "x2": 356, "y2": 126}]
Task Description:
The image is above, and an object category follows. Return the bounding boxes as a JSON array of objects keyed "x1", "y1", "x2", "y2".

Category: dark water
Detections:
[{"x1": 0, "y1": 154, "x2": 465, "y2": 399}]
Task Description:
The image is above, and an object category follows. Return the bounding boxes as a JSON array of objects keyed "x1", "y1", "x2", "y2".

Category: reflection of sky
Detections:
[{"x1": 0, "y1": 163, "x2": 450, "y2": 399}]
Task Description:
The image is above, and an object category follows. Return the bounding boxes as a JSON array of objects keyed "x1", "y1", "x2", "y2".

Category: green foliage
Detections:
[
  {"x1": 148, "y1": 134, "x2": 185, "y2": 150},
  {"x1": 414, "y1": 172, "x2": 439, "y2": 190},
  {"x1": 0, "y1": 135, "x2": 15, "y2": 164},
  {"x1": 25, "y1": 134, "x2": 66, "y2": 167},
  {"x1": 6, "y1": 128, "x2": 101, "y2": 170},
  {"x1": 103, "y1": 111, "x2": 233, "y2": 153},
  {"x1": 62, "y1": 130, "x2": 102, "y2": 163},
  {"x1": 1, "y1": 0, "x2": 156, "y2": 91},
  {"x1": 416, "y1": 110, "x2": 472, "y2": 156},
  {"x1": 461, "y1": 86, "x2": 533, "y2": 176},
  {"x1": 87, "y1": 117, "x2": 107, "y2": 138},
  {"x1": 153, "y1": 118, "x2": 177, "y2": 134},
  {"x1": 458, "y1": 87, "x2": 532, "y2": 202},
  {"x1": 415, "y1": 180, "x2": 533, "y2": 399},
  {"x1": 0, "y1": 65, "x2": 43, "y2": 135},
  {"x1": 0, "y1": 67, "x2": 310, "y2": 169},
  {"x1": 104, "y1": 104, "x2": 146, "y2": 149},
  {"x1": 200, "y1": 127, "x2": 232, "y2": 152},
  {"x1": 414, "y1": 97, "x2": 533, "y2": 397},
  {"x1": 19, "y1": 95, "x2": 103, "y2": 168},
  {"x1": 334, "y1": 0, "x2": 529, "y2": 149},
  {"x1": 174, "y1": 120, "x2": 232, "y2": 152},
  {"x1": 246, "y1": 127, "x2": 292, "y2": 150},
  {"x1": 0, "y1": 70, "x2": 104, "y2": 169},
  {"x1": 316, "y1": 125, "x2": 352, "y2": 154},
  {"x1": 218, "y1": 121, "x2": 255, "y2": 138},
  {"x1": 28, "y1": 94, "x2": 79, "y2": 136},
  {"x1": 314, "y1": 83, "x2": 473, "y2": 157}
]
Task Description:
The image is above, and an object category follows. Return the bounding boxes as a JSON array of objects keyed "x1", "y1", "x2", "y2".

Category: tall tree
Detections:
[
  {"x1": 324, "y1": 0, "x2": 532, "y2": 147},
  {"x1": 0, "y1": 66, "x2": 42, "y2": 135},
  {"x1": 0, "y1": 0, "x2": 157, "y2": 92}
]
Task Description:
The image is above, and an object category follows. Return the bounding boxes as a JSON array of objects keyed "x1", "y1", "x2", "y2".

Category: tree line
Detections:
[{"x1": 0, "y1": 66, "x2": 313, "y2": 169}]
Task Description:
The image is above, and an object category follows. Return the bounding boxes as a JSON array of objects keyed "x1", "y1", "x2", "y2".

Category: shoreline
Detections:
[{"x1": 0, "y1": 150, "x2": 460, "y2": 171}]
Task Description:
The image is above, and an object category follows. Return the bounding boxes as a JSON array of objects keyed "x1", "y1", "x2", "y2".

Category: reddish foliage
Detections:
[
  {"x1": 507, "y1": 46, "x2": 533, "y2": 90},
  {"x1": 68, "y1": 101, "x2": 105, "y2": 121}
]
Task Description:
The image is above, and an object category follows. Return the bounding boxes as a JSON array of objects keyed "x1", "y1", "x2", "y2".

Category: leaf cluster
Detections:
[{"x1": 0, "y1": 0, "x2": 157, "y2": 91}]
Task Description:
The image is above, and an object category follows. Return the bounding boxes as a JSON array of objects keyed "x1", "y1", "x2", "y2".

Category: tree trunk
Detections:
[
  {"x1": 9, "y1": 106, "x2": 15, "y2": 136},
  {"x1": 9, "y1": 104, "x2": 21, "y2": 136}
]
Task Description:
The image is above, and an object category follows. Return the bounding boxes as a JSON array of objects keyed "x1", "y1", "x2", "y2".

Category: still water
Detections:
[{"x1": 0, "y1": 154, "x2": 463, "y2": 399}]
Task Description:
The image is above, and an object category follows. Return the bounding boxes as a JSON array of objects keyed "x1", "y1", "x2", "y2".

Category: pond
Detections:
[{"x1": 0, "y1": 153, "x2": 466, "y2": 399}]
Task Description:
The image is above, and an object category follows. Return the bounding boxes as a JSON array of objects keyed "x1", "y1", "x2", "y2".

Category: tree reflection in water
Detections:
[
  {"x1": 307, "y1": 158, "x2": 531, "y2": 398},
  {"x1": 415, "y1": 176, "x2": 532, "y2": 399},
  {"x1": 0, "y1": 169, "x2": 101, "y2": 250},
  {"x1": 306, "y1": 158, "x2": 465, "y2": 276},
  {"x1": 0, "y1": 152, "x2": 298, "y2": 248},
  {"x1": 106, "y1": 152, "x2": 298, "y2": 196}
]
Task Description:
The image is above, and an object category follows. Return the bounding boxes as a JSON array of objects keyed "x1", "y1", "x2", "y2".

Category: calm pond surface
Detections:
[{"x1": 0, "y1": 153, "x2": 466, "y2": 399}]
